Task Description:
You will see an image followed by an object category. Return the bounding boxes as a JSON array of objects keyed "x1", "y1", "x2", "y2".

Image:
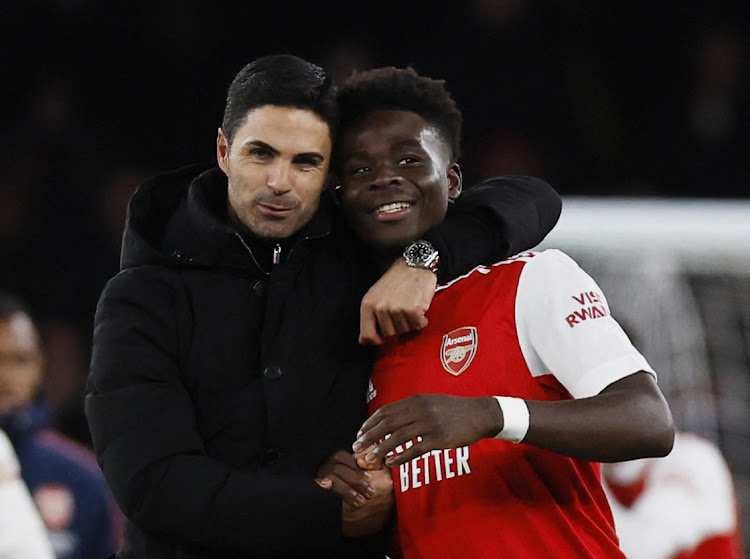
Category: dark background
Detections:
[{"x1": 1, "y1": 0, "x2": 748, "y2": 445}]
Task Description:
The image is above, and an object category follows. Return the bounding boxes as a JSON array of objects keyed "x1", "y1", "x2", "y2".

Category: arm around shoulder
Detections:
[{"x1": 424, "y1": 175, "x2": 561, "y2": 282}]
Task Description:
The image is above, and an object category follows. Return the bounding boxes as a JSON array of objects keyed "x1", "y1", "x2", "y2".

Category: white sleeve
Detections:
[
  {"x1": 516, "y1": 250, "x2": 655, "y2": 398},
  {"x1": 0, "y1": 430, "x2": 56, "y2": 559}
]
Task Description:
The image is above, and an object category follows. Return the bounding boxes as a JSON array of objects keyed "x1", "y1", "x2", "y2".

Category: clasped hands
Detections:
[
  {"x1": 316, "y1": 394, "x2": 502, "y2": 536},
  {"x1": 315, "y1": 450, "x2": 392, "y2": 537}
]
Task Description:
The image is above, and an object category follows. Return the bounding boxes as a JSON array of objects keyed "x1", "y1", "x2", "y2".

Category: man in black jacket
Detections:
[{"x1": 86, "y1": 54, "x2": 561, "y2": 558}]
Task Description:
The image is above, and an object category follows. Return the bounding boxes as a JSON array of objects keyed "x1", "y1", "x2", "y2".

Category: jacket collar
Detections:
[
  {"x1": 120, "y1": 164, "x2": 335, "y2": 272},
  {"x1": 182, "y1": 168, "x2": 334, "y2": 270}
]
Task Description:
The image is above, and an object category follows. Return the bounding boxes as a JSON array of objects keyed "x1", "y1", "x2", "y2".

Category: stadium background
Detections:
[{"x1": 2, "y1": 0, "x2": 749, "y2": 554}]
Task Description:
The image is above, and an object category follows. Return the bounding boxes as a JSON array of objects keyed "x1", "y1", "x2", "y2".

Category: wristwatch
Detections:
[{"x1": 402, "y1": 239, "x2": 440, "y2": 275}]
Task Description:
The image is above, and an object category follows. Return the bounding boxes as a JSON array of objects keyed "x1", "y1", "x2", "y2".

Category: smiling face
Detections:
[
  {"x1": 337, "y1": 109, "x2": 462, "y2": 252},
  {"x1": 217, "y1": 105, "x2": 332, "y2": 239}
]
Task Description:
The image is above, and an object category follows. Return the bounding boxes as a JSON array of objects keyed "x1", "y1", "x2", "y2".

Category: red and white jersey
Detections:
[
  {"x1": 368, "y1": 250, "x2": 655, "y2": 559},
  {"x1": 604, "y1": 432, "x2": 744, "y2": 559}
]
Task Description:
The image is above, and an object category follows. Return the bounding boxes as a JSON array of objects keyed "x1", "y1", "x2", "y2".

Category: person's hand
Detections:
[
  {"x1": 359, "y1": 259, "x2": 437, "y2": 345},
  {"x1": 316, "y1": 450, "x2": 377, "y2": 508},
  {"x1": 341, "y1": 467, "x2": 393, "y2": 537},
  {"x1": 352, "y1": 394, "x2": 502, "y2": 467},
  {"x1": 353, "y1": 444, "x2": 383, "y2": 471}
]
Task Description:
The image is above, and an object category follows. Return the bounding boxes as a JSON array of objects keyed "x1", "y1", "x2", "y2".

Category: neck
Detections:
[{"x1": 226, "y1": 201, "x2": 246, "y2": 234}]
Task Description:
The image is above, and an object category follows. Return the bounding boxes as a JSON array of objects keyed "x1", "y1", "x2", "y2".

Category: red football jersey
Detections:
[{"x1": 368, "y1": 250, "x2": 655, "y2": 558}]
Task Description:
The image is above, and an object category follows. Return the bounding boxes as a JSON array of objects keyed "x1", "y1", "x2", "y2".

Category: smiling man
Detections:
[
  {"x1": 336, "y1": 106, "x2": 462, "y2": 271},
  {"x1": 86, "y1": 55, "x2": 562, "y2": 559},
  {"x1": 324, "y1": 67, "x2": 676, "y2": 558}
]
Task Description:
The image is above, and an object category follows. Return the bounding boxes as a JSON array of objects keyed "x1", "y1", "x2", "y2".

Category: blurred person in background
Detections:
[
  {"x1": 597, "y1": 320, "x2": 744, "y2": 558},
  {"x1": 0, "y1": 427, "x2": 55, "y2": 559},
  {"x1": 604, "y1": 431, "x2": 744, "y2": 558},
  {"x1": 0, "y1": 291, "x2": 120, "y2": 559}
]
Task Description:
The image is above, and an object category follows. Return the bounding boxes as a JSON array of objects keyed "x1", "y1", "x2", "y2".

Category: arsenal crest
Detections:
[{"x1": 441, "y1": 326, "x2": 478, "y2": 376}]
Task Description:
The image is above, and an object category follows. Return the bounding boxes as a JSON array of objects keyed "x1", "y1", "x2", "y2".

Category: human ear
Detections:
[
  {"x1": 216, "y1": 128, "x2": 230, "y2": 174},
  {"x1": 448, "y1": 163, "x2": 463, "y2": 200}
]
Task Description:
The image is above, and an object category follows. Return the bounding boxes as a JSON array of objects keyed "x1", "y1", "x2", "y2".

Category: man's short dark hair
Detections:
[
  {"x1": 338, "y1": 67, "x2": 463, "y2": 161},
  {"x1": 221, "y1": 54, "x2": 339, "y2": 146},
  {"x1": 0, "y1": 290, "x2": 30, "y2": 321}
]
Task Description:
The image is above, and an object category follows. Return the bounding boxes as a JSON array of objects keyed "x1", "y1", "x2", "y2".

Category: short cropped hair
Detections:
[
  {"x1": 222, "y1": 54, "x2": 339, "y2": 146},
  {"x1": 338, "y1": 67, "x2": 462, "y2": 161},
  {"x1": 0, "y1": 290, "x2": 30, "y2": 321}
]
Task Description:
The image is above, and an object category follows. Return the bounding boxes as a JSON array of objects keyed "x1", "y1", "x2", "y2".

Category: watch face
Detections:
[{"x1": 406, "y1": 240, "x2": 436, "y2": 264}]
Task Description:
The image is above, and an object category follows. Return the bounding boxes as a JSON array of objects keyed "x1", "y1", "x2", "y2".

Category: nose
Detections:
[
  {"x1": 369, "y1": 163, "x2": 402, "y2": 190},
  {"x1": 267, "y1": 162, "x2": 293, "y2": 195}
]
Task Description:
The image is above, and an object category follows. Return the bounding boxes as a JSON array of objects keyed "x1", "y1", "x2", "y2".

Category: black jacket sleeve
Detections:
[
  {"x1": 85, "y1": 267, "x2": 343, "y2": 555},
  {"x1": 422, "y1": 175, "x2": 562, "y2": 284}
]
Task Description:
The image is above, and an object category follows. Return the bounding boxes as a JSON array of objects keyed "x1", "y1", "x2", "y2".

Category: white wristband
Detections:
[{"x1": 493, "y1": 396, "x2": 530, "y2": 443}]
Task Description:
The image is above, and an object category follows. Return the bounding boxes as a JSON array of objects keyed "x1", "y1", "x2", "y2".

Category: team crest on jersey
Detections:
[{"x1": 441, "y1": 326, "x2": 478, "y2": 376}]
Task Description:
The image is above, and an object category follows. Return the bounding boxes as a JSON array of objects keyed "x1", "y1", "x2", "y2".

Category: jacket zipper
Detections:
[
  {"x1": 234, "y1": 232, "x2": 270, "y2": 276},
  {"x1": 235, "y1": 231, "x2": 330, "y2": 273}
]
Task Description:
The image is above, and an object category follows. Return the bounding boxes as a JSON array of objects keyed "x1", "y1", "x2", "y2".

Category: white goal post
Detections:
[{"x1": 539, "y1": 197, "x2": 750, "y2": 274}]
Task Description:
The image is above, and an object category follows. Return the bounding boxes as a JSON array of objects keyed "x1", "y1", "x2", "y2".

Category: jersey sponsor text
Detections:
[
  {"x1": 397, "y1": 444, "x2": 471, "y2": 492},
  {"x1": 565, "y1": 291, "x2": 610, "y2": 327}
]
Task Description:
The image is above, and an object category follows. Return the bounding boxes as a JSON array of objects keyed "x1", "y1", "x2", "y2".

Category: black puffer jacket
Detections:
[{"x1": 86, "y1": 164, "x2": 560, "y2": 558}]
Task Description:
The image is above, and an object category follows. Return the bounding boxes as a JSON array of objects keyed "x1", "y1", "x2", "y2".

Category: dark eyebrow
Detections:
[
  {"x1": 241, "y1": 140, "x2": 280, "y2": 155},
  {"x1": 392, "y1": 139, "x2": 425, "y2": 150},
  {"x1": 243, "y1": 140, "x2": 324, "y2": 165},
  {"x1": 295, "y1": 152, "x2": 325, "y2": 166},
  {"x1": 339, "y1": 139, "x2": 426, "y2": 165}
]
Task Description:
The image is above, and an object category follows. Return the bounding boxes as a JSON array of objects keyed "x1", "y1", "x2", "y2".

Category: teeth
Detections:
[{"x1": 377, "y1": 202, "x2": 411, "y2": 214}]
